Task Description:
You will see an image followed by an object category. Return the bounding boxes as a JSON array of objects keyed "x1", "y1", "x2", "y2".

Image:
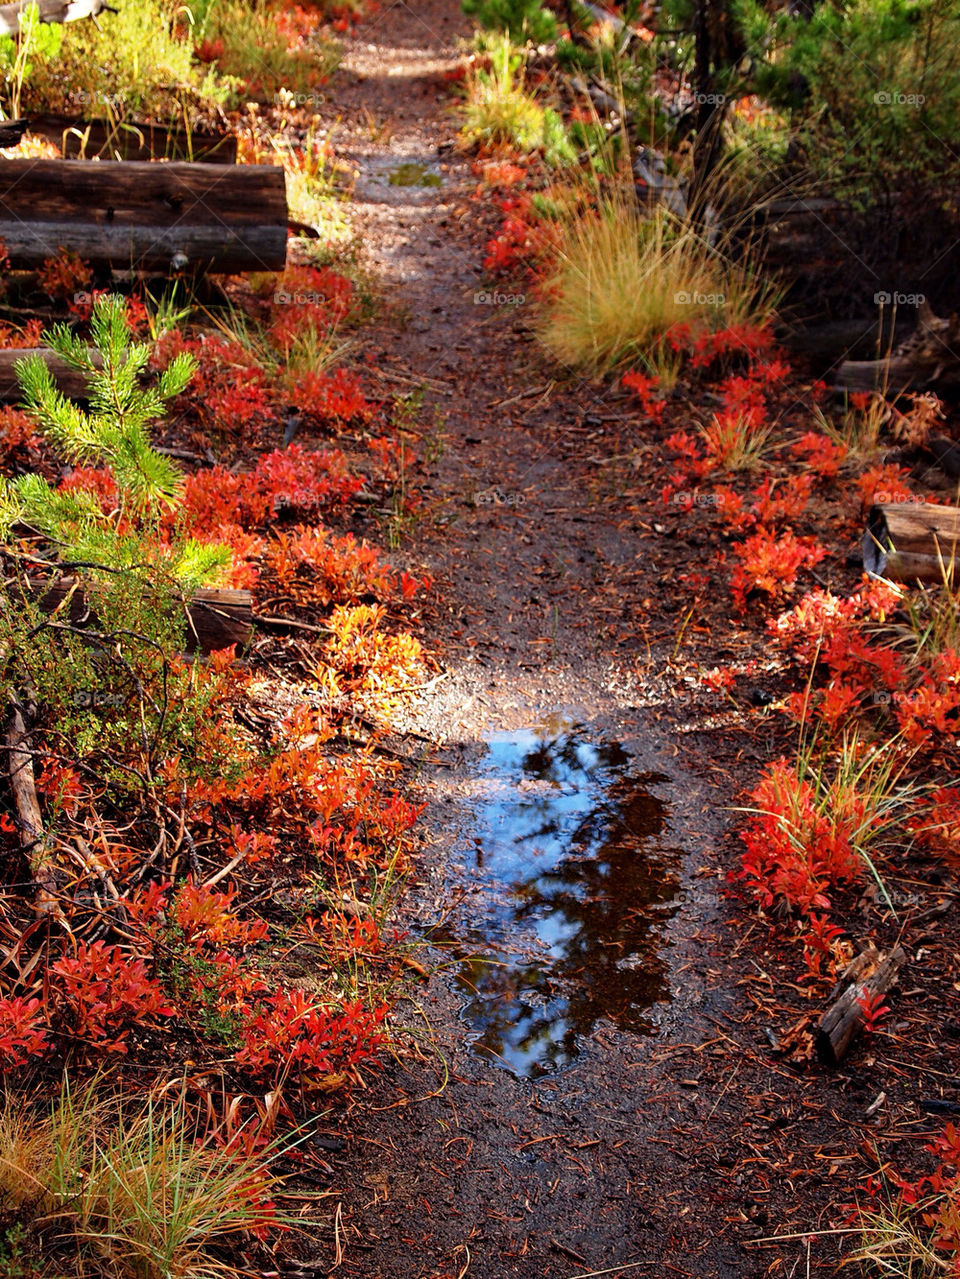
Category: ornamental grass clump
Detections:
[
  {"x1": 0, "y1": 1079, "x2": 285, "y2": 1279},
  {"x1": 536, "y1": 197, "x2": 776, "y2": 375}
]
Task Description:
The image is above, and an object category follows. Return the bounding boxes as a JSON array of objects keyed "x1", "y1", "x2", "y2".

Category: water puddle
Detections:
[
  {"x1": 387, "y1": 162, "x2": 442, "y2": 187},
  {"x1": 440, "y1": 725, "x2": 680, "y2": 1078}
]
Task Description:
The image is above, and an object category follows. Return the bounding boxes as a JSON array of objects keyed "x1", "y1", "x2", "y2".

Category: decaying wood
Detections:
[
  {"x1": 926, "y1": 435, "x2": 960, "y2": 481},
  {"x1": 816, "y1": 945, "x2": 906, "y2": 1066},
  {"x1": 0, "y1": 119, "x2": 28, "y2": 148},
  {"x1": 0, "y1": 348, "x2": 104, "y2": 403},
  {"x1": 759, "y1": 196, "x2": 845, "y2": 219},
  {"x1": 836, "y1": 303, "x2": 960, "y2": 393},
  {"x1": 25, "y1": 113, "x2": 237, "y2": 164},
  {"x1": 863, "y1": 501, "x2": 960, "y2": 584},
  {"x1": 0, "y1": 0, "x2": 109, "y2": 36},
  {"x1": 184, "y1": 588, "x2": 254, "y2": 654},
  {"x1": 11, "y1": 578, "x2": 254, "y2": 655},
  {"x1": 4, "y1": 702, "x2": 62, "y2": 915},
  {"x1": 0, "y1": 160, "x2": 287, "y2": 272}
]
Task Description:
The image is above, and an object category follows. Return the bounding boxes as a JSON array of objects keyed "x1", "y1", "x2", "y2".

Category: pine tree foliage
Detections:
[
  {"x1": 1, "y1": 294, "x2": 230, "y2": 588},
  {"x1": 15, "y1": 294, "x2": 193, "y2": 512}
]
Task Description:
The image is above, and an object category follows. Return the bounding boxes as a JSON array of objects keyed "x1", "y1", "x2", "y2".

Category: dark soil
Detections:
[{"x1": 282, "y1": 6, "x2": 960, "y2": 1277}]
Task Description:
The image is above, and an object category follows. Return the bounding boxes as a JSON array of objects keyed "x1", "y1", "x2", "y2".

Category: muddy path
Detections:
[{"x1": 300, "y1": 7, "x2": 856, "y2": 1277}]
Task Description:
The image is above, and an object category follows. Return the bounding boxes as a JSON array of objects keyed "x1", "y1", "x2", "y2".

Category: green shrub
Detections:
[
  {"x1": 462, "y1": 0, "x2": 557, "y2": 45},
  {"x1": 199, "y1": 0, "x2": 341, "y2": 102},
  {"x1": 0, "y1": 3, "x2": 62, "y2": 119},
  {"x1": 759, "y1": 0, "x2": 960, "y2": 199},
  {"x1": 459, "y1": 37, "x2": 575, "y2": 166},
  {"x1": 0, "y1": 297, "x2": 235, "y2": 786},
  {"x1": 23, "y1": 0, "x2": 232, "y2": 122}
]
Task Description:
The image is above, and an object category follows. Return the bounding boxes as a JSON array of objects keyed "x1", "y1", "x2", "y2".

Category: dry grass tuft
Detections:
[
  {"x1": 535, "y1": 195, "x2": 777, "y2": 375},
  {"x1": 0, "y1": 1079, "x2": 287, "y2": 1279}
]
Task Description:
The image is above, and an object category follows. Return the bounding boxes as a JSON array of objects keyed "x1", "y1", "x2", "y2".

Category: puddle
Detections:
[
  {"x1": 387, "y1": 162, "x2": 442, "y2": 187},
  {"x1": 440, "y1": 725, "x2": 680, "y2": 1078}
]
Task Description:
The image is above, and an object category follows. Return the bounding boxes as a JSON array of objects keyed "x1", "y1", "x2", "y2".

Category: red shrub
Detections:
[
  {"x1": 0, "y1": 996, "x2": 49, "y2": 1070},
  {"x1": 170, "y1": 880, "x2": 269, "y2": 953},
  {"x1": 729, "y1": 528, "x2": 828, "y2": 611},
  {"x1": 235, "y1": 987, "x2": 388, "y2": 1082},
  {"x1": 736, "y1": 758, "x2": 867, "y2": 915},
  {"x1": 792, "y1": 431, "x2": 848, "y2": 480},
  {"x1": 52, "y1": 941, "x2": 175, "y2": 1050}
]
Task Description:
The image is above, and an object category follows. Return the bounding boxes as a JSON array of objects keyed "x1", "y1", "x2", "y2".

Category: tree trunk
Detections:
[
  {"x1": 0, "y1": 160, "x2": 287, "y2": 272},
  {"x1": 863, "y1": 502, "x2": 960, "y2": 584},
  {"x1": 816, "y1": 946, "x2": 906, "y2": 1066},
  {"x1": 688, "y1": 0, "x2": 737, "y2": 216},
  {"x1": 4, "y1": 702, "x2": 63, "y2": 916}
]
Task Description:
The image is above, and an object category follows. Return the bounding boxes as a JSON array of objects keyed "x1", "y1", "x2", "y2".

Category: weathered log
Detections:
[
  {"x1": 4, "y1": 702, "x2": 63, "y2": 915},
  {"x1": 0, "y1": 348, "x2": 104, "y2": 403},
  {"x1": 0, "y1": 0, "x2": 109, "y2": 36},
  {"x1": 816, "y1": 945, "x2": 906, "y2": 1067},
  {"x1": 0, "y1": 119, "x2": 28, "y2": 148},
  {"x1": 760, "y1": 196, "x2": 846, "y2": 219},
  {"x1": 184, "y1": 589, "x2": 254, "y2": 654},
  {"x1": 836, "y1": 303, "x2": 960, "y2": 393},
  {"x1": 0, "y1": 160, "x2": 287, "y2": 272},
  {"x1": 25, "y1": 113, "x2": 237, "y2": 164},
  {"x1": 927, "y1": 435, "x2": 960, "y2": 480},
  {"x1": 784, "y1": 318, "x2": 911, "y2": 371},
  {"x1": 836, "y1": 355, "x2": 934, "y2": 394},
  {"x1": 12, "y1": 578, "x2": 254, "y2": 655},
  {"x1": 863, "y1": 502, "x2": 960, "y2": 584}
]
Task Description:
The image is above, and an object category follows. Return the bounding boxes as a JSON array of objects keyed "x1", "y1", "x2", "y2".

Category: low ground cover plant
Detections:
[
  {"x1": 0, "y1": 278, "x2": 431, "y2": 1277},
  {"x1": 10, "y1": 0, "x2": 343, "y2": 123}
]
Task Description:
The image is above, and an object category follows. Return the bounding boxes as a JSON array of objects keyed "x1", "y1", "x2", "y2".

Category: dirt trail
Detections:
[{"x1": 303, "y1": 8, "x2": 834, "y2": 1277}]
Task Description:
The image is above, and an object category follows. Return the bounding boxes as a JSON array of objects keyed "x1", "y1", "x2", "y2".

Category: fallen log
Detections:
[
  {"x1": 4, "y1": 701, "x2": 63, "y2": 916},
  {"x1": 184, "y1": 588, "x2": 254, "y2": 654},
  {"x1": 836, "y1": 302, "x2": 960, "y2": 393},
  {"x1": 0, "y1": 119, "x2": 28, "y2": 148},
  {"x1": 11, "y1": 578, "x2": 253, "y2": 655},
  {"x1": 927, "y1": 435, "x2": 960, "y2": 480},
  {"x1": 0, "y1": 0, "x2": 109, "y2": 36},
  {"x1": 0, "y1": 348, "x2": 104, "y2": 403},
  {"x1": 816, "y1": 945, "x2": 906, "y2": 1066},
  {"x1": 759, "y1": 196, "x2": 845, "y2": 219},
  {"x1": 836, "y1": 355, "x2": 938, "y2": 394},
  {"x1": 0, "y1": 160, "x2": 287, "y2": 273},
  {"x1": 863, "y1": 501, "x2": 960, "y2": 584},
  {"x1": 26, "y1": 113, "x2": 237, "y2": 164}
]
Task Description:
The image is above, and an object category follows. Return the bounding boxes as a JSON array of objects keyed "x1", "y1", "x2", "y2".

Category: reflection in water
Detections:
[{"x1": 444, "y1": 727, "x2": 679, "y2": 1078}]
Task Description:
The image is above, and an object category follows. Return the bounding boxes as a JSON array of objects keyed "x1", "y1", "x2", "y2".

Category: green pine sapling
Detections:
[
  {"x1": 0, "y1": 295, "x2": 239, "y2": 770},
  {"x1": 1, "y1": 293, "x2": 230, "y2": 591}
]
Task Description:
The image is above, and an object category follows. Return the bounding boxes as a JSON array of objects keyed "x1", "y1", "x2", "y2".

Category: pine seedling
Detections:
[
  {"x1": 15, "y1": 294, "x2": 192, "y2": 514},
  {"x1": 2, "y1": 294, "x2": 230, "y2": 586}
]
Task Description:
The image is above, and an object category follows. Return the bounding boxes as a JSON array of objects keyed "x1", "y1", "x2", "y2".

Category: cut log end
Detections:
[
  {"x1": 864, "y1": 502, "x2": 960, "y2": 585},
  {"x1": 816, "y1": 946, "x2": 906, "y2": 1067}
]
